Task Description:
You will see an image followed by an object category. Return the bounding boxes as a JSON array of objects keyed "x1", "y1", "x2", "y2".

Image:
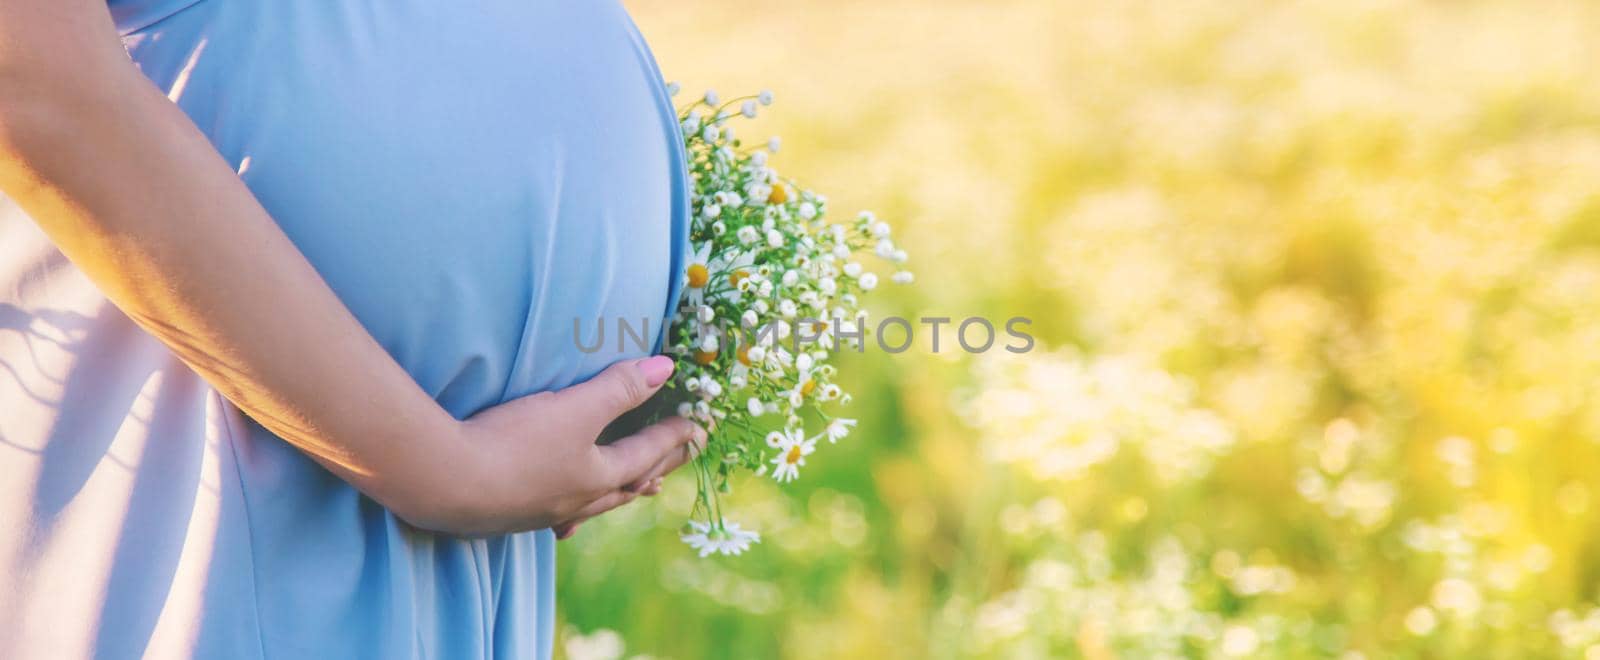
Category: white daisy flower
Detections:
[
  {"x1": 679, "y1": 521, "x2": 760, "y2": 557},
  {"x1": 823, "y1": 417, "x2": 857, "y2": 443},
  {"x1": 769, "y1": 430, "x2": 815, "y2": 483},
  {"x1": 875, "y1": 239, "x2": 895, "y2": 259}
]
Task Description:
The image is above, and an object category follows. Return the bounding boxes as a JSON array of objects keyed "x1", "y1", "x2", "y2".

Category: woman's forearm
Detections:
[{"x1": 0, "y1": 1, "x2": 469, "y2": 525}]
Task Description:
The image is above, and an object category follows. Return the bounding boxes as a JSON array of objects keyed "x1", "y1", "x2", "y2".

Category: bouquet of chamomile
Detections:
[{"x1": 661, "y1": 85, "x2": 912, "y2": 556}]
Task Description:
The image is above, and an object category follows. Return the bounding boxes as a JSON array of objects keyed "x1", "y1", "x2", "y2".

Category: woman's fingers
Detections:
[
  {"x1": 599, "y1": 416, "x2": 705, "y2": 490},
  {"x1": 553, "y1": 477, "x2": 665, "y2": 541},
  {"x1": 551, "y1": 356, "x2": 676, "y2": 432}
]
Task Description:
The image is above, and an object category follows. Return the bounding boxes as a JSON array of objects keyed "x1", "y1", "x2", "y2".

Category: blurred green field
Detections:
[{"x1": 559, "y1": 1, "x2": 1600, "y2": 657}]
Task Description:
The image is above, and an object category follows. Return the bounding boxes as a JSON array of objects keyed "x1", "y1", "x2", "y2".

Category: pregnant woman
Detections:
[{"x1": 0, "y1": 0, "x2": 696, "y2": 657}]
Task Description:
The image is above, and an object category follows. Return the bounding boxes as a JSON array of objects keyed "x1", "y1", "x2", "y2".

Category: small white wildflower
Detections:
[
  {"x1": 859, "y1": 272, "x2": 879, "y2": 290},
  {"x1": 702, "y1": 125, "x2": 719, "y2": 142},
  {"x1": 843, "y1": 262, "x2": 864, "y2": 278},
  {"x1": 766, "y1": 229, "x2": 785, "y2": 248},
  {"x1": 741, "y1": 100, "x2": 758, "y2": 118},
  {"x1": 666, "y1": 81, "x2": 681, "y2": 97},
  {"x1": 741, "y1": 309, "x2": 759, "y2": 327},
  {"x1": 711, "y1": 221, "x2": 727, "y2": 235},
  {"x1": 737, "y1": 226, "x2": 759, "y2": 245},
  {"x1": 702, "y1": 203, "x2": 721, "y2": 219},
  {"x1": 704, "y1": 89, "x2": 719, "y2": 105},
  {"x1": 758, "y1": 89, "x2": 774, "y2": 105},
  {"x1": 875, "y1": 239, "x2": 895, "y2": 259},
  {"x1": 824, "y1": 417, "x2": 856, "y2": 443},
  {"x1": 769, "y1": 431, "x2": 814, "y2": 478},
  {"x1": 768, "y1": 136, "x2": 781, "y2": 152},
  {"x1": 781, "y1": 270, "x2": 800, "y2": 287},
  {"x1": 892, "y1": 271, "x2": 915, "y2": 285},
  {"x1": 747, "y1": 345, "x2": 767, "y2": 363},
  {"x1": 798, "y1": 202, "x2": 818, "y2": 220},
  {"x1": 778, "y1": 299, "x2": 798, "y2": 318},
  {"x1": 891, "y1": 249, "x2": 909, "y2": 263},
  {"x1": 872, "y1": 222, "x2": 891, "y2": 238},
  {"x1": 745, "y1": 184, "x2": 771, "y2": 204},
  {"x1": 748, "y1": 397, "x2": 766, "y2": 416},
  {"x1": 679, "y1": 521, "x2": 760, "y2": 557}
]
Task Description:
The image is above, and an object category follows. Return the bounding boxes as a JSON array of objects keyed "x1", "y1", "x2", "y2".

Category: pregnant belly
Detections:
[{"x1": 120, "y1": 0, "x2": 686, "y2": 414}]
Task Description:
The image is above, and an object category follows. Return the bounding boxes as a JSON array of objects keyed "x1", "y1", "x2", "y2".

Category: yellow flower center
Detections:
[
  {"x1": 801, "y1": 379, "x2": 817, "y2": 396},
  {"x1": 785, "y1": 445, "x2": 803, "y2": 464},
  {"x1": 694, "y1": 349, "x2": 718, "y2": 365},
  {"x1": 686, "y1": 263, "x2": 710, "y2": 288},
  {"x1": 729, "y1": 269, "x2": 750, "y2": 287},
  {"x1": 768, "y1": 186, "x2": 788, "y2": 204},
  {"x1": 737, "y1": 345, "x2": 752, "y2": 366}
]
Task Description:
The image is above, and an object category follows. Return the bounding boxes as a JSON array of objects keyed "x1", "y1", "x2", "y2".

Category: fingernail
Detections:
[{"x1": 638, "y1": 355, "x2": 674, "y2": 387}]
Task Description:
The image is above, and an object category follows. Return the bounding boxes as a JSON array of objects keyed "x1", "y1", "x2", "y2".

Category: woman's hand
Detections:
[
  {"x1": 0, "y1": 0, "x2": 691, "y2": 538},
  {"x1": 417, "y1": 355, "x2": 704, "y2": 537}
]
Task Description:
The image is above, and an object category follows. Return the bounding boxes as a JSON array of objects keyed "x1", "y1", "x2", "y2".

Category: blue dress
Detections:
[{"x1": 0, "y1": 1, "x2": 688, "y2": 657}]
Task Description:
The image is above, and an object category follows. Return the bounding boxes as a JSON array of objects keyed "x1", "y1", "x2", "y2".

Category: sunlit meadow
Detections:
[{"x1": 558, "y1": 1, "x2": 1600, "y2": 657}]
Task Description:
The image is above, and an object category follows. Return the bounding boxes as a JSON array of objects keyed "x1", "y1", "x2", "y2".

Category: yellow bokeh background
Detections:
[{"x1": 559, "y1": 1, "x2": 1600, "y2": 657}]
